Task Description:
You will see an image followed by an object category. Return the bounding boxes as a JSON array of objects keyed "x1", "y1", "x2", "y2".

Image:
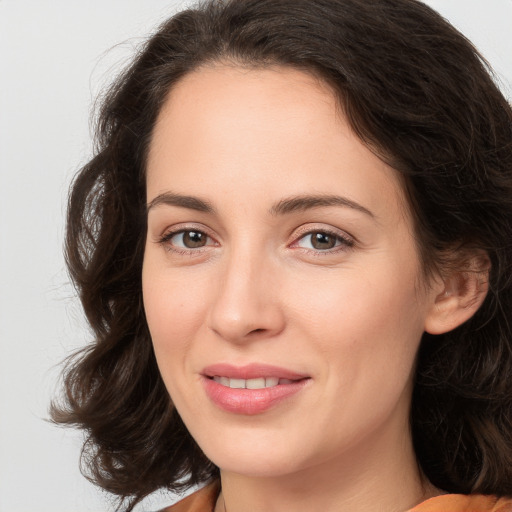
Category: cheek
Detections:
[
  {"x1": 287, "y1": 257, "x2": 426, "y2": 386},
  {"x1": 142, "y1": 258, "x2": 210, "y2": 361},
  {"x1": 142, "y1": 263, "x2": 210, "y2": 412},
  {"x1": 294, "y1": 271, "x2": 424, "y2": 445},
  {"x1": 288, "y1": 261, "x2": 422, "y2": 336}
]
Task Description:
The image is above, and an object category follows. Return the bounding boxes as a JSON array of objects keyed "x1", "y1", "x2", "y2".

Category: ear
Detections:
[{"x1": 424, "y1": 251, "x2": 490, "y2": 335}]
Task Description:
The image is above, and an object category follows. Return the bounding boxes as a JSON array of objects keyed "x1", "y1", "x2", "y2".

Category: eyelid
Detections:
[
  {"x1": 154, "y1": 222, "x2": 355, "y2": 255},
  {"x1": 156, "y1": 221, "x2": 215, "y2": 238},
  {"x1": 156, "y1": 223, "x2": 219, "y2": 252},
  {"x1": 289, "y1": 224, "x2": 355, "y2": 251}
]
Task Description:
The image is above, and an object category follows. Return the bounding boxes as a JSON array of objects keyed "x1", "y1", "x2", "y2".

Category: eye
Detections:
[
  {"x1": 175, "y1": 230, "x2": 207, "y2": 248},
  {"x1": 160, "y1": 229, "x2": 213, "y2": 250},
  {"x1": 294, "y1": 230, "x2": 354, "y2": 251}
]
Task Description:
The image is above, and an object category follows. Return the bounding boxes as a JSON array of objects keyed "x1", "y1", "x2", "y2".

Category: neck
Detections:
[{"x1": 215, "y1": 415, "x2": 440, "y2": 512}]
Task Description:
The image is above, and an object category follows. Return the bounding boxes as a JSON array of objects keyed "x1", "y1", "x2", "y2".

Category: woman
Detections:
[{"x1": 53, "y1": 0, "x2": 512, "y2": 511}]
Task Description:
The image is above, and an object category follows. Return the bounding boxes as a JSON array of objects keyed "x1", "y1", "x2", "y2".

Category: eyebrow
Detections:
[
  {"x1": 147, "y1": 191, "x2": 374, "y2": 218},
  {"x1": 147, "y1": 192, "x2": 215, "y2": 214},
  {"x1": 270, "y1": 194, "x2": 374, "y2": 218}
]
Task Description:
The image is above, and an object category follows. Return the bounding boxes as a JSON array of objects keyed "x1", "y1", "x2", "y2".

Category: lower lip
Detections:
[{"x1": 202, "y1": 377, "x2": 308, "y2": 415}]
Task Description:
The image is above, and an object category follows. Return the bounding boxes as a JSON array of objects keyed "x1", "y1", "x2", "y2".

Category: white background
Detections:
[{"x1": 0, "y1": 1, "x2": 511, "y2": 511}]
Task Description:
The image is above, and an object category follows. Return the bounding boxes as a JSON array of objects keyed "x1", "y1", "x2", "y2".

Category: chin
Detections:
[
  {"x1": 211, "y1": 452, "x2": 304, "y2": 478},
  {"x1": 199, "y1": 432, "x2": 320, "y2": 479}
]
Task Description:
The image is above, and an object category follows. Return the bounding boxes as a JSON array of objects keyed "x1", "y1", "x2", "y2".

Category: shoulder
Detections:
[
  {"x1": 410, "y1": 494, "x2": 512, "y2": 512},
  {"x1": 159, "y1": 482, "x2": 220, "y2": 512}
]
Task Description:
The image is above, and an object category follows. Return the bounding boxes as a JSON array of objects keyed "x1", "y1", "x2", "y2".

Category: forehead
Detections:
[
  {"x1": 149, "y1": 65, "x2": 339, "y2": 165},
  {"x1": 146, "y1": 65, "x2": 407, "y2": 223}
]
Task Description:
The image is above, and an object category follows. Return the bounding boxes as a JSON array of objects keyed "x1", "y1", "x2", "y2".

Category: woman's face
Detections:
[{"x1": 143, "y1": 66, "x2": 439, "y2": 478}]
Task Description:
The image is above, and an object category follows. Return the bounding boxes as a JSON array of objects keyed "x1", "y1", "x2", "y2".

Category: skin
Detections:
[{"x1": 142, "y1": 65, "x2": 472, "y2": 512}]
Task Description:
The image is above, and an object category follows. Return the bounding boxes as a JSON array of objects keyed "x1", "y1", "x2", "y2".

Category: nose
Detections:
[{"x1": 207, "y1": 249, "x2": 285, "y2": 343}]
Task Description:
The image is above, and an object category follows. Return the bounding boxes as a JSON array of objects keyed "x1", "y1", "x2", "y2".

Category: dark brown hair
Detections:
[{"x1": 52, "y1": 0, "x2": 512, "y2": 509}]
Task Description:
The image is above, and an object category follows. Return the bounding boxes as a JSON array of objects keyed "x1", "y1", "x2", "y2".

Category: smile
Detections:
[
  {"x1": 211, "y1": 376, "x2": 295, "y2": 389},
  {"x1": 202, "y1": 364, "x2": 310, "y2": 415}
]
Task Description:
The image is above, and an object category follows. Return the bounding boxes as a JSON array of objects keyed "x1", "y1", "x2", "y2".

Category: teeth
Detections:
[
  {"x1": 230, "y1": 378, "x2": 245, "y2": 389},
  {"x1": 246, "y1": 378, "x2": 265, "y2": 389},
  {"x1": 212, "y1": 376, "x2": 292, "y2": 389}
]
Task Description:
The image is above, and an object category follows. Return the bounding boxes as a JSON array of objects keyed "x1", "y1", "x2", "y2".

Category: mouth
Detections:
[
  {"x1": 201, "y1": 364, "x2": 310, "y2": 415},
  {"x1": 210, "y1": 376, "x2": 297, "y2": 389},
  {"x1": 202, "y1": 362, "x2": 308, "y2": 381}
]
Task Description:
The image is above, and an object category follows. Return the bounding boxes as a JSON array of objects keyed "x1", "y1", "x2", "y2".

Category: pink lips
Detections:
[{"x1": 201, "y1": 363, "x2": 309, "y2": 415}]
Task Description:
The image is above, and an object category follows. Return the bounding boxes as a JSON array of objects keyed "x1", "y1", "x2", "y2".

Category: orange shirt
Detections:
[
  {"x1": 161, "y1": 483, "x2": 512, "y2": 512},
  {"x1": 411, "y1": 494, "x2": 512, "y2": 512}
]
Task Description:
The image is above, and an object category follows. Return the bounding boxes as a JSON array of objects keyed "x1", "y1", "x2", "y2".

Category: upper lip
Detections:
[{"x1": 202, "y1": 363, "x2": 309, "y2": 381}]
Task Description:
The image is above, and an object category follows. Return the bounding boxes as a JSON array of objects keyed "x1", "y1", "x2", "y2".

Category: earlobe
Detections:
[{"x1": 424, "y1": 252, "x2": 490, "y2": 335}]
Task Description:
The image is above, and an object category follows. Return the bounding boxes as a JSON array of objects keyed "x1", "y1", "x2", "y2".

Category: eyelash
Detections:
[
  {"x1": 291, "y1": 227, "x2": 354, "y2": 255},
  {"x1": 157, "y1": 226, "x2": 355, "y2": 256},
  {"x1": 158, "y1": 227, "x2": 217, "y2": 255}
]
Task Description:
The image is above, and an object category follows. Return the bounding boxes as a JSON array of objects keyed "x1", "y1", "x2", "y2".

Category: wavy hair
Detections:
[{"x1": 52, "y1": 0, "x2": 512, "y2": 509}]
